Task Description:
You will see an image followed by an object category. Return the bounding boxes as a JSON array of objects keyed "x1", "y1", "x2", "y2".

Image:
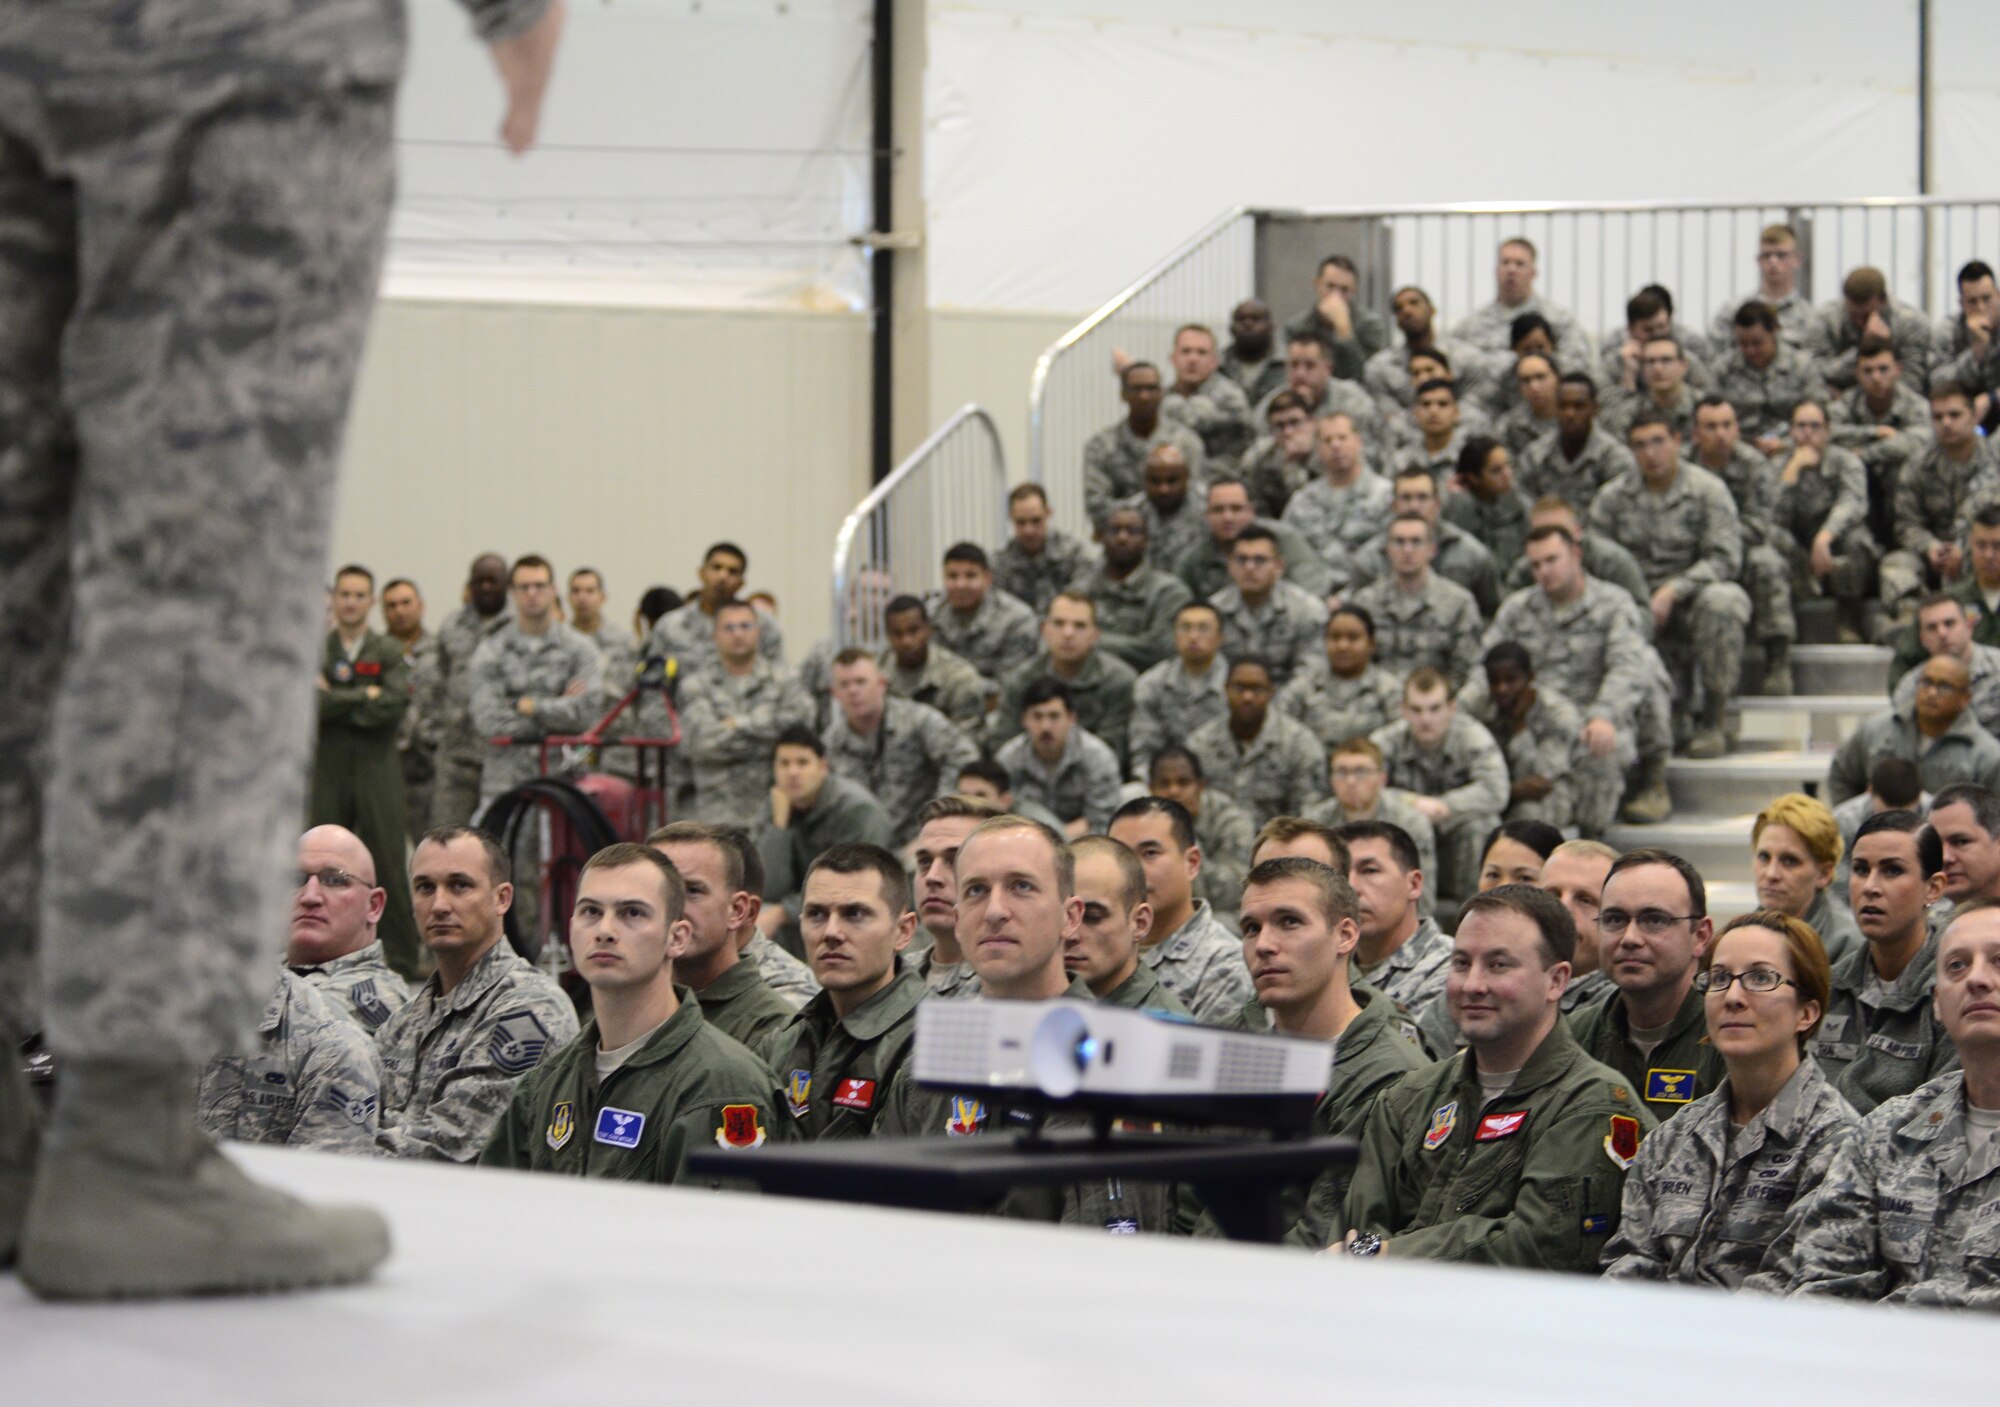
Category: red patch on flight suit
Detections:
[
  {"x1": 716, "y1": 1104, "x2": 767, "y2": 1149},
  {"x1": 832, "y1": 1078, "x2": 877, "y2": 1110},
  {"x1": 1474, "y1": 1111, "x2": 1528, "y2": 1141},
  {"x1": 354, "y1": 661, "x2": 382, "y2": 677}
]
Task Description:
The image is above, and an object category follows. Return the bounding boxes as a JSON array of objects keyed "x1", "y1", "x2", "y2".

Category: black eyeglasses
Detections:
[{"x1": 1695, "y1": 967, "x2": 1797, "y2": 995}]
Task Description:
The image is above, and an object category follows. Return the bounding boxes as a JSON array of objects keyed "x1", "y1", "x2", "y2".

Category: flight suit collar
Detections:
[
  {"x1": 833, "y1": 966, "x2": 926, "y2": 1041},
  {"x1": 696, "y1": 960, "x2": 765, "y2": 1007},
  {"x1": 577, "y1": 989, "x2": 707, "y2": 1081},
  {"x1": 1449, "y1": 1016, "x2": 1583, "y2": 1104},
  {"x1": 1602, "y1": 979, "x2": 1709, "y2": 1053},
  {"x1": 1341, "y1": 984, "x2": 1411, "y2": 1059}
]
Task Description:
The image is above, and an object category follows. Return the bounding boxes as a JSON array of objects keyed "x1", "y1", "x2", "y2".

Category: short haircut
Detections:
[
  {"x1": 943, "y1": 542, "x2": 990, "y2": 571},
  {"x1": 1624, "y1": 407, "x2": 1674, "y2": 440},
  {"x1": 1972, "y1": 503, "x2": 2000, "y2": 533},
  {"x1": 1174, "y1": 322, "x2": 1217, "y2": 345},
  {"x1": 1232, "y1": 524, "x2": 1281, "y2": 554},
  {"x1": 1243, "y1": 856, "x2": 1359, "y2": 928},
  {"x1": 1020, "y1": 676, "x2": 1077, "y2": 713},
  {"x1": 1048, "y1": 589, "x2": 1098, "y2": 623},
  {"x1": 1110, "y1": 794, "x2": 1196, "y2": 851},
  {"x1": 381, "y1": 576, "x2": 418, "y2": 597},
  {"x1": 1408, "y1": 347, "x2": 1454, "y2": 372},
  {"x1": 1393, "y1": 465, "x2": 1441, "y2": 491},
  {"x1": 961, "y1": 814, "x2": 1075, "y2": 899},
  {"x1": 1509, "y1": 311, "x2": 1553, "y2": 347},
  {"x1": 1842, "y1": 266, "x2": 1887, "y2": 303},
  {"x1": 647, "y1": 821, "x2": 759, "y2": 896},
  {"x1": 1752, "y1": 794, "x2": 1843, "y2": 871},
  {"x1": 1069, "y1": 835, "x2": 1148, "y2": 913},
  {"x1": 1550, "y1": 837, "x2": 1619, "y2": 866},
  {"x1": 568, "y1": 566, "x2": 603, "y2": 588},
  {"x1": 1960, "y1": 259, "x2": 1997, "y2": 289},
  {"x1": 1604, "y1": 846, "x2": 1707, "y2": 919},
  {"x1": 1402, "y1": 666, "x2": 1450, "y2": 701},
  {"x1": 883, "y1": 594, "x2": 927, "y2": 621},
  {"x1": 581, "y1": 841, "x2": 687, "y2": 921},
  {"x1": 1917, "y1": 591, "x2": 1966, "y2": 622},
  {"x1": 772, "y1": 723, "x2": 825, "y2": 758},
  {"x1": 1855, "y1": 334, "x2": 1898, "y2": 362},
  {"x1": 1413, "y1": 376, "x2": 1458, "y2": 402},
  {"x1": 714, "y1": 599, "x2": 758, "y2": 626},
  {"x1": 1227, "y1": 653, "x2": 1275, "y2": 685},
  {"x1": 1931, "y1": 377, "x2": 1977, "y2": 408},
  {"x1": 831, "y1": 645, "x2": 879, "y2": 670},
  {"x1": 1942, "y1": 895, "x2": 2000, "y2": 946},
  {"x1": 1711, "y1": 910, "x2": 1833, "y2": 1047},
  {"x1": 1930, "y1": 783, "x2": 2000, "y2": 838},
  {"x1": 510, "y1": 553, "x2": 554, "y2": 584},
  {"x1": 1265, "y1": 389, "x2": 1308, "y2": 420},
  {"x1": 1482, "y1": 819, "x2": 1564, "y2": 867},
  {"x1": 1332, "y1": 819, "x2": 1420, "y2": 875},
  {"x1": 1694, "y1": 392, "x2": 1732, "y2": 415},
  {"x1": 417, "y1": 825, "x2": 511, "y2": 886},
  {"x1": 917, "y1": 793, "x2": 1005, "y2": 828},
  {"x1": 1556, "y1": 371, "x2": 1598, "y2": 399},
  {"x1": 1460, "y1": 882, "x2": 1576, "y2": 966},
  {"x1": 1500, "y1": 236, "x2": 1537, "y2": 260},
  {"x1": 955, "y1": 756, "x2": 1013, "y2": 793},
  {"x1": 1525, "y1": 522, "x2": 1579, "y2": 551},
  {"x1": 703, "y1": 541, "x2": 749, "y2": 569},
  {"x1": 1868, "y1": 757, "x2": 1923, "y2": 808},
  {"x1": 1317, "y1": 254, "x2": 1358, "y2": 276},
  {"x1": 1456, "y1": 436, "x2": 1502, "y2": 479},
  {"x1": 804, "y1": 842, "x2": 913, "y2": 919},
  {"x1": 1173, "y1": 600, "x2": 1224, "y2": 628},
  {"x1": 333, "y1": 563, "x2": 374, "y2": 588},
  {"x1": 1625, "y1": 289, "x2": 1667, "y2": 325},
  {"x1": 1287, "y1": 331, "x2": 1334, "y2": 361},
  {"x1": 1119, "y1": 360, "x2": 1160, "y2": 386},
  {"x1": 1148, "y1": 744, "x2": 1203, "y2": 781},
  {"x1": 1482, "y1": 641, "x2": 1533, "y2": 677},
  {"x1": 1760, "y1": 223, "x2": 1798, "y2": 247},
  {"x1": 1329, "y1": 603, "x2": 1375, "y2": 639},
  {"x1": 1387, "y1": 511, "x2": 1433, "y2": 541},
  {"x1": 1530, "y1": 495, "x2": 1582, "y2": 523},
  {"x1": 1251, "y1": 816, "x2": 1351, "y2": 872},
  {"x1": 1009, "y1": 482, "x2": 1050, "y2": 508},
  {"x1": 1330, "y1": 736, "x2": 1385, "y2": 766},
  {"x1": 1732, "y1": 300, "x2": 1779, "y2": 333},
  {"x1": 638, "y1": 586, "x2": 681, "y2": 628}
]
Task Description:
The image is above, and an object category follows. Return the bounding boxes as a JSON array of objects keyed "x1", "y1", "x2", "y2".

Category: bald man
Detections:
[{"x1": 286, "y1": 826, "x2": 415, "y2": 1036}]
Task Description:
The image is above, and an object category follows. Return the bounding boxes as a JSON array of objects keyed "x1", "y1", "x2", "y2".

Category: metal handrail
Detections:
[{"x1": 830, "y1": 402, "x2": 1008, "y2": 646}]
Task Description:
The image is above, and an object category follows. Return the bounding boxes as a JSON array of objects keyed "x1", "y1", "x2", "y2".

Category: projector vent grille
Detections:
[
  {"x1": 1166, "y1": 1042, "x2": 1203, "y2": 1080},
  {"x1": 1215, "y1": 1039, "x2": 1286, "y2": 1093},
  {"x1": 916, "y1": 1006, "x2": 993, "y2": 1080}
]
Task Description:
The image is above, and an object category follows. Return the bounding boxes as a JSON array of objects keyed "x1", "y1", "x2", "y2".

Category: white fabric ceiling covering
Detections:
[
  {"x1": 387, "y1": 0, "x2": 873, "y2": 309},
  {"x1": 926, "y1": 0, "x2": 1953, "y2": 313}
]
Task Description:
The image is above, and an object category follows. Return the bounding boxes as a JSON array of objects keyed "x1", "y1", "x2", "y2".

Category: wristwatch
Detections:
[{"x1": 1346, "y1": 1233, "x2": 1383, "y2": 1257}]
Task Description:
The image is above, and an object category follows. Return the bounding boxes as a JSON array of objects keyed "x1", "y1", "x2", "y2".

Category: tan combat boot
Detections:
[
  {"x1": 17, "y1": 1060, "x2": 390, "y2": 1300},
  {"x1": 1763, "y1": 640, "x2": 1793, "y2": 696},
  {"x1": 1617, "y1": 752, "x2": 1674, "y2": 825},
  {"x1": 1685, "y1": 707, "x2": 1731, "y2": 760}
]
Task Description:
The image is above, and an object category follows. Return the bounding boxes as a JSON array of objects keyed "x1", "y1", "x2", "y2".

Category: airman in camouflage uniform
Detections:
[
  {"x1": 1371, "y1": 706, "x2": 1510, "y2": 903},
  {"x1": 1773, "y1": 1068, "x2": 2000, "y2": 1307},
  {"x1": 1499, "y1": 529, "x2": 1653, "y2": 613},
  {"x1": 1350, "y1": 569, "x2": 1483, "y2": 692},
  {"x1": 1179, "y1": 512, "x2": 1335, "y2": 602},
  {"x1": 197, "y1": 970, "x2": 382, "y2": 1156},
  {"x1": 1605, "y1": 1057, "x2": 1857, "y2": 1288},
  {"x1": 1812, "y1": 932, "x2": 1959, "y2": 1116},
  {"x1": 1891, "y1": 639, "x2": 2000, "y2": 737},
  {"x1": 1220, "y1": 299, "x2": 1288, "y2": 407},
  {"x1": 1357, "y1": 913, "x2": 1452, "y2": 1018},
  {"x1": 1773, "y1": 426, "x2": 1876, "y2": 633},
  {"x1": 1083, "y1": 363, "x2": 1206, "y2": 526},
  {"x1": 1161, "y1": 345, "x2": 1256, "y2": 472},
  {"x1": 991, "y1": 637, "x2": 1139, "y2": 765},
  {"x1": 1827, "y1": 702, "x2": 2000, "y2": 806},
  {"x1": 397, "y1": 627, "x2": 440, "y2": 844},
  {"x1": 1281, "y1": 466, "x2": 1395, "y2": 565},
  {"x1": 1589, "y1": 438, "x2": 1750, "y2": 755},
  {"x1": 648, "y1": 599, "x2": 786, "y2": 673},
  {"x1": 1275, "y1": 646, "x2": 1406, "y2": 753},
  {"x1": 1459, "y1": 672, "x2": 1594, "y2": 831},
  {"x1": 1714, "y1": 336, "x2": 1827, "y2": 446},
  {"x1": 881, "y1": 640, "x2": 990, "y2": 738},
  {"x1": 1129, "y1": 605, "x2": 1229, "y2": 782},
  {"x1": 294, "y1": 942, "x2": 411, "y2": 1038},
  {"x1": 1063, "y1": 508, "x2": 1193, "y2": 673},
  {"x1": 1189, "y1": 786, "x2": 1255, "y2": 919},
  {"x1": 375, "y1": 934, "x2": 579, "y2": 1162},
  {"x1": 996, "y1": 723, "x2": 1123, "y2": 834},
  {"x1": 677, "y1": 648, "x2": 814, "y2": 828},
  {"x1": 929, "y1": 571, "x2": 1040, "y2": 683},
  {"x1": 746, "y1": 934, "x2": 821, "y2": 1007},
  {"x1": 1135, "y1": 900, "x2": 1253, "y2": 1026},
  {"x1": 826, "y1": 684, "x2": 980, "y2": 848},
  {"x1": 1124, "y1": 443, "x2": 1211, "y2": 574},
  {"x1": 1804, "y1": 289, "x2": 1934, "y2": 391},
  {"x1": 1884, "y1": 430, "x2": 2000, "y2": 615},
  {"x1": 469, "y1": 613, "x2": 606, "y2": 808},
  {"x1": 994, "y1": 490, "x2": 1097, "y2": 615},
  {"x1": 1304, "y1": 786, "x2": 1439, "y2": 916},
  {"x1": 1688, "y1": 399, "x2": 1795, "y2": 690},
  {"x1": 1516, "y1": 423, "x2": 1631, "y2": 508},
  {"x1": 1343, "y1": 519, "x2": 1500, "y2": 618},
  {"x1": 1186, "y1": 710, "x2": 1329, "y2": 830},
  {"x1": 425, "y1": 583, "x2": 514, "y2": 827},
  {"x1": 1211, "y1": 576, "x2": 1328, "y2": 688}
]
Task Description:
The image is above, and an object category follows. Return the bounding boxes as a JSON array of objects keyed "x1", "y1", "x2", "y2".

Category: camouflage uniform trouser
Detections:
[
  {"x1": 1742, "y1": 543, "x2": 1796, "y2": 646},
  {"x1": 1878, "y1": 549, "x2": 1944, "y2": 617},
  {"x1": 0, "y1": 23, "x2": 397, "y2": 1061},
  {"x1": 1656, "y1": 584, "x2": 1751, "y2": 719},
  {"x1": 428, "y1": 746, "x2": 485, "y2": 830},
  {"x1": 1778, "y1": 529, "x2": 1878, "y2": 606}
]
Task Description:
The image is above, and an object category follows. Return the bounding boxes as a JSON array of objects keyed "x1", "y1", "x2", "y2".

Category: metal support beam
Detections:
[{"x1": 869, "y1": 1, "x2": 895, "y2": 484}]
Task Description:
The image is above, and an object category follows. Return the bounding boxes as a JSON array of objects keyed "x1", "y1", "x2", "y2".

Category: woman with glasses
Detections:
[
  {"x1": 1477, "y1": 819, "x2": 1563, "y2": 893},
  {"x1": 1601, "y1": 910, "x2": 1857, "y2": 1287}
]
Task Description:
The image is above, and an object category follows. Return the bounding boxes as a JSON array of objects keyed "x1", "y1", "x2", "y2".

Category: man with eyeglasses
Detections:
[
  {"x1": 1568, "y1": 848, "x2": 1726, "y2": 1121},
  {"x1": 287, "y1": 826, "x2": 413, "y2": 1035},
  {"x1": 1829, "y1": 653, "x2": 2000, "y2": 806}
]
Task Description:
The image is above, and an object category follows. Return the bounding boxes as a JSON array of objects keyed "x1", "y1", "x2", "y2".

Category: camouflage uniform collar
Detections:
[
  {"x1": 255, "y1": 974, "x2": 296, "y2": 1037},
  {"x1": 833, "y1": 966, "x2": 926, "y2": 1041},
  {"x1": 1100, "y1": 963, "x2": 1164, "y2": 1009},
  {"x1": 428, "y1": 938, "x2": 528, "y2": 1015},
  {"x1": 1451, "y1": 1016, "x2": 1582, "y2": 1101},
  {"x1": 1149, "y1": 901, "x2": 1221, "y2": 962},
  {"x1": 1893, "y1": 1070, "x2": 1968, "y2": 1150},
  {"x1": 1831, "y1": 930, "x2": 1939, "y2": 1013},
  {"x1": 1378, "y1": 916, "x2": 1447, "y2": 978},
  {"x1": 1560, "y1": 968, "x2": 1616, "y2": 1012},
  {"x1": 291, "y1": 941, "x2": 389, "y2": 980},
  {"x1": 450, "y1": 602, "x2": 512, "y2": 636},
  {"x1": 576, "y1": 989, "x2": 705, "y2": 1077},
  {"x1": 1029, "y1": 647, "x2": 1110, "y2": 689},
  {"x1": 1700, "y1": 1055, "x2": 1831, "y2": 1163}
]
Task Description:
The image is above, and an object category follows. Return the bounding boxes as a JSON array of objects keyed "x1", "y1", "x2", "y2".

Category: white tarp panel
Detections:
[
  {"x1": 927, "y1": 1, "x2": 1923, "y2": 313},
  {"x1": 388, "y1": 0, "x2": 873, "y2": 309}
]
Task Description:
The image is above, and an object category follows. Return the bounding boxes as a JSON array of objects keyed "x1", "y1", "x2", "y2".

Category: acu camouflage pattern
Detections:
[
  {"x1": 991, "y1": 649, "x2": 1138, "y2": 764},
  {"x1": 1191, "y1": 787, "x2": 1255, "y2": 918},
  {"x1": 1811, "y1": 933, "x2": 1961, "y2": 1115},
  {"x1": 1369, "y1": 715, "x2": 1509, "y2": 900},
  {"x1": 1275, "y1": 660, "x2": 1405, "y2": 751},
  {"x1": 479, "y1": 996, "x2": 786, "y2": 1183},
  {"x1": 1354, "y1": 916, "x2": 1452, "y2": 1019},
  {"x1": 1826, "y1": 705, "x2": 2000, "y2": 807},
  {"x1": 676, "y1": 658, "x2": 814, "y2": 827},
  {"x1": 1342, "y1": 522, "x2": 1500, "y2": 619},
  {"x1": 374, "y1": 938, "x2": 579, "y2": 1161},
  {"x1": 1303, "y1": 788, "x2": 1440, "y2": 916},
  {"x1": 825, "y1": 695, "x2": 980, "y2": 846},
  {"x1": 1804, "y1": 297, "x2": 1934, "y2": 390},
  {"x1": 1603, "y1": 1057, "x2": 1857, "y2": 1289},
  {"x1": 1129, "y1": 654, "x2": 1228, "y2": 782},
  {"x1": 1208, "y1": 580, "x2": 1328, "y2": 687},
  {"x1": 646, "y1": 600, "x2": 786, "y2": 673},
  {"x1": 1123, "y1": 491, "x2": 1210, "y2": 579},
  {"x1": 883, "y1": 642, "x2": 991, "y2": 736},
  {"x1": 291, "y1": 940, "x2": 412, "y2": 1036},
  {"x1": 1185, "y1": 712, "x2": 1329, "y2": 829},
  {"x1": 1099, "y1": 961, "x2": 1192, "y2": 1016},
  {"x1": 469, "y1": 619, "x2": 606, "y2": 804},
  {"x1": 0, "y1": 0, "x2": 402, "y2": 1060},
  {"x1": 1177, "y1": 516, "x2": 1335, "y2": 602},
  {"x1": 995, "y1": 727, "x2": 1124, "y2": 833},
  {"x1": 763, "y1": 967, "x2": 925, "y2": 1139},
  {"x1": 1500, "y1": 534, "x2": 1653, "y2": 613},
  {"x1": 1342, "y1": 1021, "x2": 1654, "y2": 1269},
  {"x1": 744, "y1": 933, "x2": 819, "y2": 1008},
  {"x1": 1348, "y1": 574, "x2": 1483, "y2": 691},
  {"x1": 1772, "y1": 1070, "x2": 2000, "y2": 1308},
  {"x1": 1065, "y1": 560, "x2": 1193, "y2": 673},
  {"x1": 1891, "y1": 642, "x2": 2000, "y2": 738},
  {"x1": 1138, "y1": 901, "x2": 1254, "y2": 1026},
  {"x1": 1459, "y1": 681, "x2": 1602, "y2": 831},
  {"x1": 196, "y1": 970, "x2": 382, "y2": 1156},
  {"x1": 928, "y1": 587, "x2": 1040, "y2": 682},
  {"x1": 1235, "y1": 438, "x2": 1314, "y2": 520},
  {"x1": 424, "y1": 603, "x2": 513, "y2": 824},
  {"x1": 1483, "y1": 578, "x2": 1655, "y2": 731},
  {"x1": 1514, "y1": 424, "x2": 1635, "y2": 510},
  {"x1": 1439, "y1": 488, "x2": 1534, "y2": 577},
  {"x1": 1883, "y1": 437, "x2": 2000, "y2": 608},
  {"x1": 1161, "y1": 373, "x2": 1255, "y2": 469},
  {"x1": 994, "y1": 527, "x2": 1097, "y2": 616},
  {"x1": 1280, "y1": 471, "x2": 1395, "y2": 562},
  {"x1": 1713, "y1": 341, "x2": 1828, "y2": 442},
  {"x1": 1695, "y1": 441, "x2": 1796, "y2": 646},
  {"x1": 1082, "y1": 419, "x2": 1204, "y2": 526},
  {"x1": 1829, "y1": 379, "x2": 1934, "y2": 480}
]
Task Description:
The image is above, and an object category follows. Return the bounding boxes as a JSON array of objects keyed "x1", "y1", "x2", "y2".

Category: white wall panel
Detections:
[{"x1": 332, "y1": 299, "x2": 871, "y2": 659}]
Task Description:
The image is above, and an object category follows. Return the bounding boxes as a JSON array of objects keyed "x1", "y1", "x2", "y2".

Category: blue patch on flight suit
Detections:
[
  {"x1": 1645, "y1": 1068, "x2": 1697, "y2": 1104},
  {"x1": 595, "y1": 1106, "x2": 645, "y2": 1149},
  {"x1": 1581, "y1": 1214, "x2": 1609, "y2": 1235},
  {"x1": 352, "y1": 979, "x2": 391, "y2": 1030},
  {"x1": 489, "y1": 1011, "x2": 552, "y2": 1076}
]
